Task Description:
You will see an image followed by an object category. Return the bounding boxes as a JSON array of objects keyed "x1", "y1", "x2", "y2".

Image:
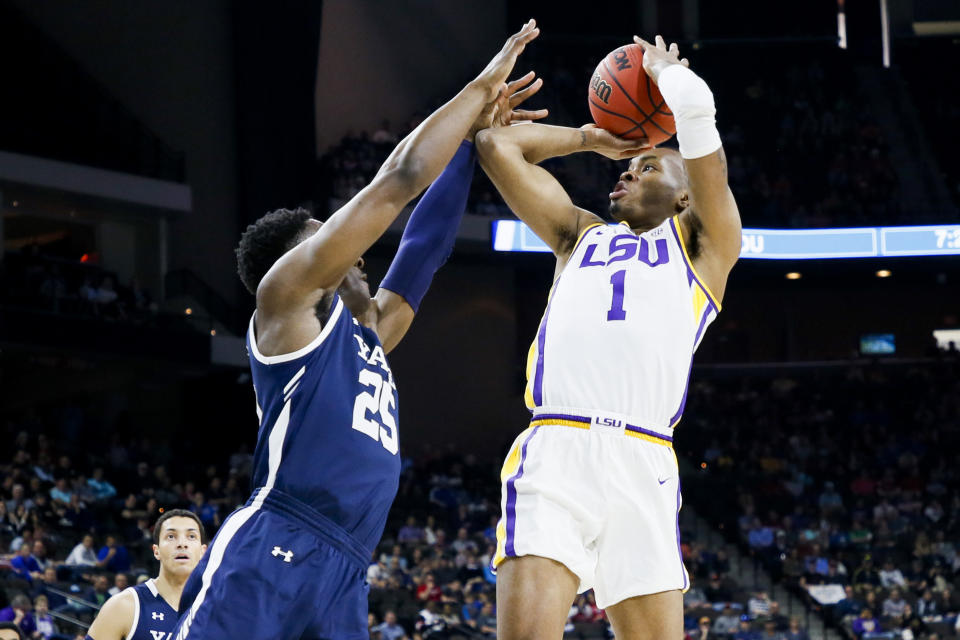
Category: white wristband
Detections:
[{"x1": 656, "y1": 64, "x2": 722, "y2": 159}]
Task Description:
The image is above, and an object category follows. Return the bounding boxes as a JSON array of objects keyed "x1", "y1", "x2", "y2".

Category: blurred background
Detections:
[{"x1": 0, "y1": 1, "x2": 957, "y2": 639}]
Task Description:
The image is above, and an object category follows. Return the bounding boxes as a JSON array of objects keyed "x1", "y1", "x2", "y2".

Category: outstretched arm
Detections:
[
  {"x1": 475, "y1": 123, "x2": 646, "y2": 259},
  {"x1": 636, "y1": 35, "x2": 741, "y2": 299},
  {"x1": 375, "y1": 74, "x2": 549, "y2": 353},
  {"x1": 256, "y1": 20, "x2": 541, "y2": 319}
]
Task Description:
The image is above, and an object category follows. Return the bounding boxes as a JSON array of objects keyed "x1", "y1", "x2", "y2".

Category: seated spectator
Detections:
[
  {"x1": 416, "y1": 574, "x2": 442, "y2": 602},
  {"x1": 851, "y1": 608, "x2": 882, "y2": 638},
  {"x1": 85, "y1": 575, "x2": 112, "y2": 610},
  {"x1": 451, "y1": 527, "x2": 478, "y2": 556},
  {"x1": 30, "y1": 540, "x2": 50, "y2": 573},
  {"x1": 759, "y1": 602, "x2": 788, "y2": 631},
  {"x1": 899, "y1": 603, "x2": 926, "y2": 638},
  {"x1": 9, "y1": 545, "x2": 43, "y2": 582},
  {"x1": 715, "y1": 606, "x2": 741, "y2": 636},
  {"x1": 878, "y1": 560, "x2": 905, "y2": 588},
  {"x1": 916, "y1": 589, "x2": 938, "y2": 617},
  {"x1": 86, "y1": 468, "x2": 117, "y2": 501},
  {"x1": 48, "y1": 478, "x2": 72, "y2": 507},
  {"x1": 734, "y1": 619, "x2": 760, "y2": 640},
  {"x1": 783, "y1": 617, "x2": 808, "y2": 640},
  {"x1": 689, "y1": 616, "x2": 715, "y2": 639},
  {"x1": 397, "y1": 516, "x2": 424, "y2": 545},
  {"x1": 371, "y1": 610, "x2": 406, "y2": 640},
  {"x1": 108, "y1": 573, "x2": 129, "y2": 597},
  {"x1": 835, "y1": 585, "x2": 863, "y2": 619},
  {"x1": 31, "y1": 596, "x2": 58, "y2": 640},
  {"x1": 96, "y1": 535, "x2": 131, "y2": 573},
  {"x1": 0, "y1": 596, "x2": 35, "y2": 638},
  {"x1": 474, "y1": 602, "x2": 496, "y2": 637},
  {"x1": 748, "y1": 592, "x2": 772, "y2": 617},
  {"x1": 705, "y1": 573, "x2": 735, "y2": 602},
  {"x1": 32, "y1": 568, "x2": 68, "y2": 611},
  {"x1": 189, "y1": 491, "x2": 220, "y2": 528},
  {"x1": 881, "y1": 588, "x2": 907, "y2": 619},
  {"x1": 759, "y1": 620, "x2": 783, "y2": 640}
]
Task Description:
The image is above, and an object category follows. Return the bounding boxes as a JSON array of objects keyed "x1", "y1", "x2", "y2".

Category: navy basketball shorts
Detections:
[{"x1": 173, "y1": 488, "x2": 371, "y2": 640}]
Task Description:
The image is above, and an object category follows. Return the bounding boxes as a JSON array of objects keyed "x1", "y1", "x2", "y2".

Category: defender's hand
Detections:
[
  {"x1": 581, "y1": 124, "x2": 648, "y2": 160},
  {"x1": 468, "y1": 71, "x2": 548, "y2": 141},
  {"x1": 633, "y1": 34, "x2": 690, "y2": 85},
  {"x1": 473, "y1": 20, "x2": 540, "y2": 102}
]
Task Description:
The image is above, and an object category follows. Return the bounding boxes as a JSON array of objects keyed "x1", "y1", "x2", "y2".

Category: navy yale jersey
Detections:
[
  {"x1": 246, "y1": 293, "x2": 402, "y2": 554},
  {"x1": 128, "y1": 579, "x2": 177, "y2": 640}
]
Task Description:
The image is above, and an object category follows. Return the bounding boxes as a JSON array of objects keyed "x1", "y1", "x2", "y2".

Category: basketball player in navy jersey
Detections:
[
  {"x1": 172, "y1": 20, "x2": 544, "y2": 640},
  {"x1": 86, "y1": 510, "x2": 206, "y2": 640},
  {"x1": 476, "y1": 36, "x2": 741, "y2": 640}
]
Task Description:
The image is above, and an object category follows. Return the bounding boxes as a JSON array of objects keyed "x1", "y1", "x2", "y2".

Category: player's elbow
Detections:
[
  {"x1": 475, "y1": 128, "x2": 509, "y2": 160},
  {"x1": 375, "y1": 160, "x2": 426, "y2": 204}
]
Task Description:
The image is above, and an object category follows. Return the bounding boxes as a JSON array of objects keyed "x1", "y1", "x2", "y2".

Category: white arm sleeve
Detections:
[{"x1": 656, "y1": 64, "x2": 722, "y2": 159}]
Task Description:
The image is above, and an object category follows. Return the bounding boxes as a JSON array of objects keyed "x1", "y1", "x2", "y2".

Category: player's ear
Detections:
[
  {"x1": 676, "y1": 190, "x2": 690, "y2": 213},
  {"x1": 153, "y1": 544, "x2": 160, "y2": 561},
  {"x1": 201, "y1": 544, "x2": 208, "y2": 554}
]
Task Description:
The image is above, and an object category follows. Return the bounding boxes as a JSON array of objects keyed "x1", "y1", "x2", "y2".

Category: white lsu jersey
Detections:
[{"x1": 524, "y1": 215, "x2": 720, "y2": 437}]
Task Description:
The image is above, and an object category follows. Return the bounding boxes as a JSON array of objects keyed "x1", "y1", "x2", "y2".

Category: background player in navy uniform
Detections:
[
  {"x1": 85, "y1": 510, "x2": 206, "y2": 640},
  {"x1": 172, "y1": 20, "x2": 545, "y2": 640}
]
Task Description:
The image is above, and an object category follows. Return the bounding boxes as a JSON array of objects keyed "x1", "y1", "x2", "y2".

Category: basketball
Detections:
[{"x1": 588, "y1": 43, "x2": 676, "y2": 146}]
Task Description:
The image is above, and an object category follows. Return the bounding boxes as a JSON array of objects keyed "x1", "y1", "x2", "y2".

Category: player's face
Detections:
[
  {"x1": 338, "y1": 257, "x2": 371, "y2": 315},
  {"x1": 153, "y1": 517, "x2": 206, "y2": 578},
  {"x1": 608, "y1": 148, "x2": 688, "y2": 228}
]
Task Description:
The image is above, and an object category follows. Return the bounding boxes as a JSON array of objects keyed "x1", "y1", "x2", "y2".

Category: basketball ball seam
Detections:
[
  {"x1": 601, "y1": 59, "x2": 653, "y2": 122},
  {"x1": 645, "y1": 74, "x2": 673, "y2": 117},
  {"x1": 588, "y1": 98, "x2": 644, "y2": 128}
]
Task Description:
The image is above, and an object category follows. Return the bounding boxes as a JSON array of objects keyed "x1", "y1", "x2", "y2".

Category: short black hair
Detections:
[
  {"x1": 236, "y1": 208, "x2": 313, "y2": 294},
  {"x1": 153, "y1": 509, "x2": 205, "y2": 545}
]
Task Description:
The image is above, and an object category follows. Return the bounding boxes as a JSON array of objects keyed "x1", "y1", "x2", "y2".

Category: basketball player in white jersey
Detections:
[
  {"x1": 86, "y1": 511, "x2": 206, "y2": 640},
  {"x1": 475, "y1": 35, "x2": 741, "y2": 639}
]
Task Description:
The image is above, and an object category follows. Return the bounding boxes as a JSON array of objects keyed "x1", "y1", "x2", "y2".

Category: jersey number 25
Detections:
[{"x1": 351, "y1": 369, "x2": 399, "y2": 454}]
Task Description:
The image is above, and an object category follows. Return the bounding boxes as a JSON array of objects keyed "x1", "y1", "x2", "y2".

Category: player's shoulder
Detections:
[
  {"x1": 88, "y1": 588, "x2": 137, "y2": 639},
  {"x1": 557, "y1": 210, "x2": 605, "y2": 257}
]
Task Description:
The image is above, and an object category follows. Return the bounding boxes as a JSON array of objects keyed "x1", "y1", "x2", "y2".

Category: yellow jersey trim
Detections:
[{"x1": 672, "y1": 214, "x2": 722, "y2": 312}]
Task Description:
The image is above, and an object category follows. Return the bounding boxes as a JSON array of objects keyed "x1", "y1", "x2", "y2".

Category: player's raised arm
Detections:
[
  {"x1": 374, "y1": 74, "x2": 547, "y2": 353},
  {"x1": 636, "y1": 35, "x2": 742, "y2": 294},
  {"x1": 475, "y1": 121, "x2": 647, "y2": 259},
  {"x1": 256, "y1": 20, "x2": 540, "y2": 315}
]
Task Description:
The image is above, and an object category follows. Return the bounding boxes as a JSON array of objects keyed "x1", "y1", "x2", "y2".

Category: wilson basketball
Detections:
[{"x1": 588, "y1": 43, "x2": 676, "y2": 146}]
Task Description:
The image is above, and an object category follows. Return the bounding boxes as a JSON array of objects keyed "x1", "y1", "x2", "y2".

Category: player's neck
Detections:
[{"x1": 154, "y1": 570, "x2": 187, "y2": 609}]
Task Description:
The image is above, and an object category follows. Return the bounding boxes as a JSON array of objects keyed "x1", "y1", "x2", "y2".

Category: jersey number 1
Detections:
[
  {"x1": 607, "y1": 269, "x2": 627, "y2": 321},
  {"x1": 351, "y1": 370, "x2": 399, "y2": 454}
]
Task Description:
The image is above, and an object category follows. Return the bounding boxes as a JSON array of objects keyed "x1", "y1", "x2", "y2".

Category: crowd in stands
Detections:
[
  {"x1": 681, "y1": 356, "x2": 960, "y2": 639},
  {"x1": 1, "y1": 245, "x2": 158, "y2": 325},
  {"x1": 4, "y1": 355, "x2": 956, "y2": 639},
  {"x1": 315, "y1": 42, "x2": 944, "y2": 229},
  {"x1": 0, "y1": 405, "x2": 252, "y2": 638}
]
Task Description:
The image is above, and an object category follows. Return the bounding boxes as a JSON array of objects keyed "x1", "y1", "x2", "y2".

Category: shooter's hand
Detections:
[
  {"x1": 633, "y1": 34, "x2": 690, "y2": 86},
  {"x1": 581, "y1": 124, "x2": 648, "y2": 160}
]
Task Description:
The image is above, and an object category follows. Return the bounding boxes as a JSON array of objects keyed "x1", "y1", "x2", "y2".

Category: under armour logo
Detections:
[
  {"x1": 272, "y1": 546, "x2": 294, "y2": 562},
  {"x1": 152, "y1": 612, "x2": 164, "y2": 620},
  {"x1": 149, "y1": 631, "x2": 169, "y2": 640}
]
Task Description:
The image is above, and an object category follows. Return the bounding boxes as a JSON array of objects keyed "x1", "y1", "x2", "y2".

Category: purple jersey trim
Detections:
[
  {"x1": 532, "y1": 279, "x2": 562, "y2": 406},
  {"x1": 675, "y1": 480, "x2": 688, "y2": 590},
  {"x1": 504, "y1": 427, "x2": 541, "y2": 557},
  {"x1": 624, "y1": 424, "x2": 674, "y2": 443}
]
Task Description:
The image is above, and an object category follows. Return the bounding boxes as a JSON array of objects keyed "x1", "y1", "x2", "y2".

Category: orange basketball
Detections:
[{"x1": 588, "y1": 43, "x2": 676, "y2": 146}]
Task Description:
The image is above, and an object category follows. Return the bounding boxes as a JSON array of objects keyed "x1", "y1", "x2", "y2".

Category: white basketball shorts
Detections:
[{"x1": 492, "y1": 412, "x2": 689, "y2": 609}]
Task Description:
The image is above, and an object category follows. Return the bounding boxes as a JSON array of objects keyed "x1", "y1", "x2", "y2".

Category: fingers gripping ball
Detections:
[{"x1": 588, "y1": 44, "x2": 676, "y2": 146}]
